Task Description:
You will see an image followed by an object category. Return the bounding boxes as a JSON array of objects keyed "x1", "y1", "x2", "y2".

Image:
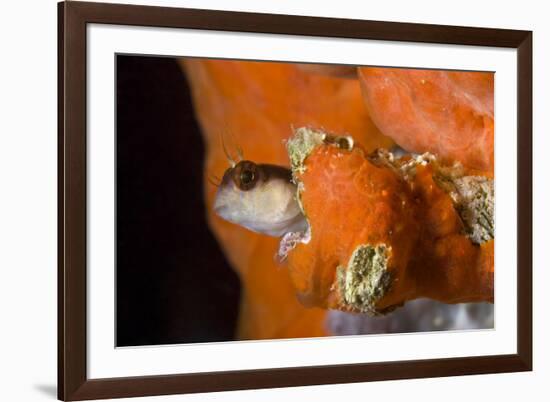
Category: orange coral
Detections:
[{"x1": 286, "y1": 129, "x2": 493, "y2": 314}]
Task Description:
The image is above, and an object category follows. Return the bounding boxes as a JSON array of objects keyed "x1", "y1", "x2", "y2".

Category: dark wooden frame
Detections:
[{"x1": 58, "y1": 1, "x2": 532, "y2": 400}]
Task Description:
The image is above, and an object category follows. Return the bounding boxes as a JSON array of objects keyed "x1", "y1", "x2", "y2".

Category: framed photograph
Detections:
[{"x1": 58, "y1": 1, "x2": 532, "y2": 400}]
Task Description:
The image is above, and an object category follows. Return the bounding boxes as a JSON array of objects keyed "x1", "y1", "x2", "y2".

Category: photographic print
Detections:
[
  {"x1": 59, "y1": 3, "x2": 532, "y2": 398},
  {"x1": 116, "y1": 55, "x2": 494, "y2": 347}
]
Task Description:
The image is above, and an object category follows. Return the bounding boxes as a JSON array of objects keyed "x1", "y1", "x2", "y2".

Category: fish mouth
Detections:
[
  {"x1": 213, "y1": 201, "x2": 231, "y2": 220},
  {"x1": 212, "y1": 198, "x2": 242, "y2": 225}
]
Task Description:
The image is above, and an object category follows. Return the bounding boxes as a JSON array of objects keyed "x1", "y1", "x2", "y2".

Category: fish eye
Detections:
[
  {"x1": 240, "y1": 169, "x2": 255, "y2": 185},
  {"x1": 233, "y1": 161, "x2": 259, "y2": 191}
]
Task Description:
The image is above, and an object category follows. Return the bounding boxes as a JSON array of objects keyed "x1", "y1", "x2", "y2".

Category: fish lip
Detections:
[
  {"x1": 212, "y1": 193, "x2": 228, "y2": 215},
  {"x1": 213, "y1": 202, "x2": 228, "y2": 217}
]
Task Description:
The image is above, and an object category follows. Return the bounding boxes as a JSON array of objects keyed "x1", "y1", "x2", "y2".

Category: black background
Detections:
[{"x1": 116, "y1": 55, "x2": 241, "y2": 347}]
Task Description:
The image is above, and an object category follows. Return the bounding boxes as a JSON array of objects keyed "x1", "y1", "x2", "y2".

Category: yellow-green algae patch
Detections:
[
  {"x1": 446, "y1": 176, "x2": 494, "y2": 244},
  {"x1": 336, "y1": 244, "x2": 392, "y2": 316},
  {"x1": 286, "y1": 127, "x2": 326, "y2": 175},
  {"x1": 434, "y1": 166, "x2": 494, "y2": 244},
  {"x1": 286, "y1": 127, "x2": 327, "y2": 227}
]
